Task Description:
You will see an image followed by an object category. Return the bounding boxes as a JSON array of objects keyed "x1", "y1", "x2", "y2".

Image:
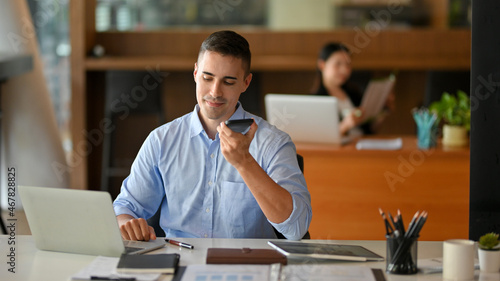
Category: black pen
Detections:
[
  {"x1": 90, "y1": 276, "x2": 136, "y2": 281},
  {"x1": 165, "y1": 239, "x2": 194, "y2": 249}
]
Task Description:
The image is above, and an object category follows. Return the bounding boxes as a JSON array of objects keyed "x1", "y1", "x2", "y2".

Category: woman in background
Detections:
[{"x1": 312, "y1": 42, "x2": 394, "y2": 136}]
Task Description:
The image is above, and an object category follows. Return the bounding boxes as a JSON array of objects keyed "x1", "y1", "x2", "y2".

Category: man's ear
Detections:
[
  {"x1": 243, "y1": 73, "x2": 253, "y2": 91},
  {"x1": 193, "y1": 62, "x2": 198, "y2": 82}
]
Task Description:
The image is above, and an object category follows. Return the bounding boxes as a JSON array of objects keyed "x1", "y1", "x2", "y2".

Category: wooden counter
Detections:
[{"x1": 296, "y1": 136, "x2": 469, "y2": 241}]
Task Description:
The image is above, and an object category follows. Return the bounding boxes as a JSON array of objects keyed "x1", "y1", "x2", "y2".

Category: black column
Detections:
[{"x1": 469, "y1": 1, "x2": 500, "y2": 240}]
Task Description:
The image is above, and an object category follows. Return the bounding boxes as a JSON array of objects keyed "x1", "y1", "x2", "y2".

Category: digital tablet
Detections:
[{"x1": 268, "y1": 241, "x2": 384, "y2": 262}]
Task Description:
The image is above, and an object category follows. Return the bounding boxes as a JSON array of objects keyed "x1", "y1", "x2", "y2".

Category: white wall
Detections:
[{"x1": 267, "y1": 0, "x2": 336, "y2": 30}]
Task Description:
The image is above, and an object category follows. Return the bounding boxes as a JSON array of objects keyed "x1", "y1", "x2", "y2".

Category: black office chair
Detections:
[
  {"x1": 101, "y1": 70, "x2": 165, "y2": 197},
  {"x1": 147, "y1": 153, "x2": 310, "y2": 239}
]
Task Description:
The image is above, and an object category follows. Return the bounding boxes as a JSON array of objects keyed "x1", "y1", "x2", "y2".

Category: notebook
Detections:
[
  {"x1": 265, "y1": 94, "x2": 348, "y2": 144},
  {"x1": 18, "y1": 185, "x2": 166, "y2": 257},
  {"x1": 116, "y1": 253, "x2": 180, "y2": 274},
  {"x1": 267, "y1": 241, "x2": 384, "y2": 261}
]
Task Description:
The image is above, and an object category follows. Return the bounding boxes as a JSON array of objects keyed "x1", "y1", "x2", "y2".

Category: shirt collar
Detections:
[{"x1": 189, "y1": 102, "x2": 246, "y2": 138}]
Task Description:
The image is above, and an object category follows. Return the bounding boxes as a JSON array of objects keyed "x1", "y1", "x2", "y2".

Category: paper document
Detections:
[
  {"x1": 181, "y1": 264, "x2": 273, "y2": 281},
  {"x1": 180, "y1": 264, "x2": 381, "y2": 281},
  {"x1": 418, "y1": 258, "x2": 479, "y2": 274},
  {"x1": 71, "y1": 256, "x2": 162, "y2": 281},
  {"x1": 356, "y1": 138, "x2": 403, "y2": 150},
  {"x1": 360, "y1": 75, "x2": 395, "y2": 121}
]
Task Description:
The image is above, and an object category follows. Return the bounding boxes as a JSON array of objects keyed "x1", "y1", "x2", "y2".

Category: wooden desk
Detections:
[{"x1": 296, "y1": 136, "x2": 470, "y2": 241}]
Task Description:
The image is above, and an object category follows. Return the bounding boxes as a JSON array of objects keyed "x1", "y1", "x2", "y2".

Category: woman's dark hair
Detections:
[
  {"x1": 318, "y1": 43, "x2": 351, "y2": 62},
  {"x1": 198, "y1": 30, "x2": 251, "y2": 75}
]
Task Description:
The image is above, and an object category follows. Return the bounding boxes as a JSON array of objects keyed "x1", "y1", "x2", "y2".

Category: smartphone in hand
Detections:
[{"x1": 225, "y1": 119, "x2": 253, "y2": 133}]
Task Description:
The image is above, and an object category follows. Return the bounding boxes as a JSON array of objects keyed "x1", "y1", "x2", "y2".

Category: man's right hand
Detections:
[{"x1": 117, "y1": 214, "x2": 157, "y2": 241}]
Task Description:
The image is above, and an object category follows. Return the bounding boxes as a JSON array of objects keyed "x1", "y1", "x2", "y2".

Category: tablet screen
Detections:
[{"x1": 268, "y1": 241, "x2": 384, "y2": 261}]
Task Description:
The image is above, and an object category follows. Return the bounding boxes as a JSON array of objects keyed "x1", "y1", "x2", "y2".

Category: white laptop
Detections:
[
  {"x1": 265, "y1": 94, "x2": 346, "y2": 144},
  {"x1": 18, "y1": 185, "x2": 165, "y2": 257}
]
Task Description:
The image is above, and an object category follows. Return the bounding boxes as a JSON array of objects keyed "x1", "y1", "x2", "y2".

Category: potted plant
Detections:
[
  {"x1": 478, "y1": 232, "x2": 500, "y2": 273},
  {"x1": 429, "y1": 90, "x2": 470, "y2": 147}
]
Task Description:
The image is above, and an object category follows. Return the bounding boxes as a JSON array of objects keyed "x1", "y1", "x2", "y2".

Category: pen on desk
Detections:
[
  {"x1": 165, "y1": 239, "x2": 194, "y2": 249},
  {"x1": 90, "y1": 276, "x2": 136, "y2": 281}
]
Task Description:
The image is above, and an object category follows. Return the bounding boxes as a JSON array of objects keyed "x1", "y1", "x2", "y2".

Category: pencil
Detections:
[
  {"x1": 397, "y1": 209, "x2": 406, "y2": 235},
  {"x1": 379, "y1": 208, "x2": 394, "y2": 236}
]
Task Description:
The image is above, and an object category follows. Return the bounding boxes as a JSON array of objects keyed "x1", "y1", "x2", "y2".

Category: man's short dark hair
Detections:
[{"x1": 198, "y1": 30, "x2": 251, "y2": 75}]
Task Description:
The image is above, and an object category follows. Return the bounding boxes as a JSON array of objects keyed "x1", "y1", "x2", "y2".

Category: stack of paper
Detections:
[
  {"x1": 71, "y1": 256, "x2": 161, "y2": 281},
  {"x1": 355, "y1": 138, "x2": 403, "y2": 150}
]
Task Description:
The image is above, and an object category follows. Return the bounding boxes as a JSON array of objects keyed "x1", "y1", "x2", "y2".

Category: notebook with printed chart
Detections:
[
  {"x1": 265, "y1": 94, "x2": 349, "y2": 144},
  {"x1": 18, "y1": 185, "x2": 165, "y2": 257},
  {"x1": 268, "y1": 241, "x2": 384, "y2": 261}
]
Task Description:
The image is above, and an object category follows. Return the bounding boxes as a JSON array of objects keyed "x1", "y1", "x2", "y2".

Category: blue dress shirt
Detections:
[{"x1": 113, "y1": 103, "x2": 312, "y2": 240}]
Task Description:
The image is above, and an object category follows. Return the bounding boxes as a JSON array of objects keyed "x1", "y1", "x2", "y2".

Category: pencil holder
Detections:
[
  {"x1": 386, "y1": 235, "x2": 418, "y2": 274},
  {"x1": 412, "y1": 109, "x2": 438, "y2": 150}
]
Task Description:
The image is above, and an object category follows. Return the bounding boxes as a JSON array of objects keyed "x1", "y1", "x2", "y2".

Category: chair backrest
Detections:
[{"x1": 147, "y1": 153, "x2": 310, "y2": 239}]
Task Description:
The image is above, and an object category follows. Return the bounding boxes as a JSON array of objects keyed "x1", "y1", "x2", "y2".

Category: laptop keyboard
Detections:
[{"x1": 124, "y1": 246, "x2": 141, "y2": 254}]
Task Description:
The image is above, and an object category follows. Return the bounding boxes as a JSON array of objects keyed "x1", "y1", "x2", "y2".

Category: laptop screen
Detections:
[{"x1": 265, "y1": 94, "x2": 341, "y2": 144}]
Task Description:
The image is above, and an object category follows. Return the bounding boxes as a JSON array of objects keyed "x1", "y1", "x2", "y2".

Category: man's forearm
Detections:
[{"x1": 235, "y1": 157, "x2": 293, "y2": 224}]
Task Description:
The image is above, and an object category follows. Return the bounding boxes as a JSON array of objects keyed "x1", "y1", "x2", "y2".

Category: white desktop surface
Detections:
[{"x1": 0, "y1": 235, "x2": 496, "y2": 281}]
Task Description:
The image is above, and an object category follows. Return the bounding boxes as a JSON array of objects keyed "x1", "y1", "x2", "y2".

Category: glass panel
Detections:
[
  {"x1": 95, "y1": 0, "x2": 267, "y2": 31},
  {"x1": 27, "y1": 0, "x2": 71, "y2": 152},
  {"x1": 94, "y1": 0, "x2": 444, "y2": 32}
]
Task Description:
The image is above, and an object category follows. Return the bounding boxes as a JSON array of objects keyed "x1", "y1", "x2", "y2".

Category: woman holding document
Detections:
[{"x1": 312, "y1": 42, "x2": 394, "y2": 135}]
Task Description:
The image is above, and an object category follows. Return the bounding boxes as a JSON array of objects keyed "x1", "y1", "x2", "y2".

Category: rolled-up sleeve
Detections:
[{"x1": 259, "y1": 133, "x2": 312, "y2": 240}]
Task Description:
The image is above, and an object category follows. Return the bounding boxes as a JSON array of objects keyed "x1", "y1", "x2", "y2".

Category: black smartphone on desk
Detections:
[{"x1": 225, "y1": 119, "x2": 253, "y2": 133}]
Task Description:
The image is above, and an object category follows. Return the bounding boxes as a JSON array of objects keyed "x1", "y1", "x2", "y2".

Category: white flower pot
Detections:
[
  {"x1": 442, "y1": 125, "x2": 468, "y2": 147},
  {"x1": 478, "y1": 248, "x2": 500, "y2": 273}
]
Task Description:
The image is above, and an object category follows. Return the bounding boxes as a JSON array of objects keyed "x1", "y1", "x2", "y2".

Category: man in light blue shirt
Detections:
[{"x1": 113, "y1": 30, "x2": 312, "y2": 240}]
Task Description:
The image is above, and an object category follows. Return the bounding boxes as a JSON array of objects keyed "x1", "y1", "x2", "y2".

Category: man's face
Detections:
[{"x1": 194, "y1": 51, "x2": 252, "y2": 125}]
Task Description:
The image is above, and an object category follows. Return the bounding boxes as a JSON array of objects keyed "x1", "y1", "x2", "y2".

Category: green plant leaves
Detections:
[
  {"x1": 429, "y1": 90, "x2": 471, "y2": 131},
  {"x1": 479, "y1": 232, "x2": 500, "y2": 250}
]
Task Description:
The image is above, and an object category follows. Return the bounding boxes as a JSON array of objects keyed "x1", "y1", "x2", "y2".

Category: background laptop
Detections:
[
  {"x1": 265, "y1": 94, "x2": 347, "y2": 144},
  {"x1": 18, "y1": 185, "x2": 165, "y2": 257}
]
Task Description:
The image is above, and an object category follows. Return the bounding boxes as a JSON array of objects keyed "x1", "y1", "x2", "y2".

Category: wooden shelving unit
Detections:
[{"x1": 70, "y1": 0, "x2": 470, "y2": 190}]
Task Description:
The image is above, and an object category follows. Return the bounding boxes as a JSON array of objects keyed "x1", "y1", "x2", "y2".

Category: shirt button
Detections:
[
  {"x1": 206, "y1": 208, "x2": 210, "y2": 213},
  {"x1": 208, "y1": 181, "x2": 213, "y2": 186},
  {"x1": 210, "y1": 153, "x2": 215, "y2": 159}
]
